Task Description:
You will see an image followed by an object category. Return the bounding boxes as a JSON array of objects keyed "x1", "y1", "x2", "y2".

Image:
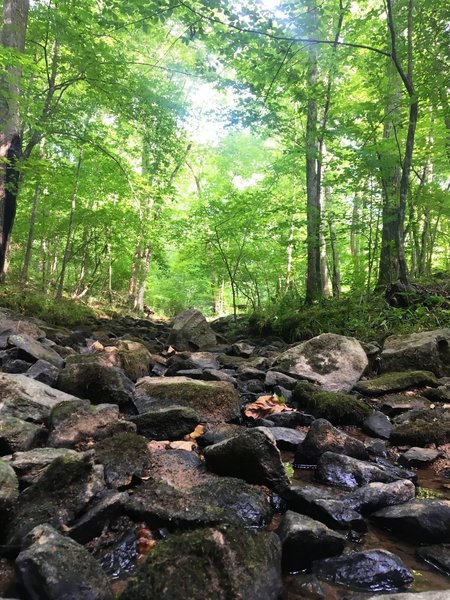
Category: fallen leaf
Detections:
[
  {"x1": 244, "y1": 394, "x2": 294, "y2": 420},
  {"x1": 169, "y1": 440, "x2": 196, "y2": 451},
  {"x1": 188, "y1": 424, "x2": 205, "y2": 439}
]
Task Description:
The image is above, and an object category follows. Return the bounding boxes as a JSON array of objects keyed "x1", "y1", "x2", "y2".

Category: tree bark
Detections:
[{"x1": 0, "y1": 0, "x2": 30, "y2": 280}]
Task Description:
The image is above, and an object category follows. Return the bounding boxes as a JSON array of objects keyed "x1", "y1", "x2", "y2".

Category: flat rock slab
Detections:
[
  {"x1": 7, "y1": 447, "x2": 78, "y2": 485},
  {"x1": 311, "y1": 549, "x2": 413, "y2": 592},
  {"x1": 398, "y1": 447, "x2": 441, "y2": 468},
  {"x1": 134, "y1": 376, "x2": 240, "y2": 423},
  {"x1": 129, "y1": 406, "x2": 200, "y2": 441},
  {"x1": 354, "y1": 371, "x2": 439, "y2": 396},
  {"x1": 372, "y1": 499, "x2": 450, "y2": 544},
  {"x1": 380, "y1": 329, "x2": 450, "y2": 377},
  {"x1": 273, "y1": 333, "x2": 368, "y2": 392},
  {"x1": 119, "y1": 526, "x2": 282, "y2": 600},
  {"x1": 8, "y1": 334, "x2": 64, "y2": 368}
]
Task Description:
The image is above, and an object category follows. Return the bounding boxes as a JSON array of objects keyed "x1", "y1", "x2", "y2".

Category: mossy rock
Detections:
[
  {"x1": 0, "y1": 458, "x2": 19, "y2": 509},
  {"x1": 94, "y1": 432, "x2": 150, "y2": 488},
  {"x1": 391, "y1": 409, "x2": 450, "y2": 446},
  {"x1": 50, "y1": 399, "x2": 91, "y2": 428},
  {"x1": 354, "y1": 371, "x2": 440, "y2": 397},
  {"x1": 119, "y1": 526, "x2": 282, "y2": 600},
  {"x1": 130, "y1": 406, "x2": 200, "y2": 441},
  {"x1": 293, "y1": 382, "x2": 371, "y2": 426}
]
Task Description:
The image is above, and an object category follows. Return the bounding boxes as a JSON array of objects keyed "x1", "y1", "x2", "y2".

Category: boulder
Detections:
[
  {"x1": 0, "y1": 416, "x2": 45, "y2": 455},
  {"x1": 380, "y1": 329, "x2": 450, "y2": 377},
  {"x1": 277, "y1": 511, "x2": 346, "y2": 571},
  {"x1": 295, "y1": 419, "x2": 368, "y2": 466},
  {"x1": 26, "y1": 359, "x2": 60, "y2": 387},
  {"x1": 380, "y1": 394, "x2": 430, "y2": 416},
  {"x1": 94, "y1": 432, "x2": 150, "y2": 488},
  {"x1": 269, "y1": 427, "x2": 306, "y2": 451},
  {"x1": 344, "y1": 480, "x2": 416, "y2": 515},
  {"x1": 0, "y1": 373, "x2": 81, "y2": 424},
  {"x1": 273, "y1": 333, "x2": 368, "y2": 392},
  {"x1": 48, "y1": 403, "x2": 135, "y2": 449},
  {"x1": 130, "y1": 406, "x2": 200, "y2": 441},
  {"x1": 372, "y1": 499, "x2": 450, "y2": 543},
  {"x1": 352, "y1": 593, "x2": 450, "y2": 600},
  {"x1": 0, "y1": 459, "x2": 19, "y2": 510},
  {"x1": 7, "y1": 334, "x2": 64, "y2": 368},
  {"x1": 416, "y1": 544, "x2": 450, "y2": 576},
  {"x1": 168, "y1": 309, "x2": 217, "y2": 351},
  {"x1": 16, "y1": 524, "x2": 113, "y2": 600},
  {"x1": 316, "y1": 452, "x2": 415, "y2": 490},
  {"x1": 133, "y1": 376, "x2": 240, "y2": 423},
  {"x1": 0, "y1": 317, "x2": 45, "y2": 339},
  {"x1": 232, "y1": 342, "x2": 255, "y2": 357},
  {"x1": 293, "y1": 382, "x2": 371, "y2": 426},
  {"x1": 7, "y1": 447, "x2": 78, "y2": 485},
  {"x1": 398, "y1": 447, "x2": 441, "y2": 468},
  {"x1": 265, "y1": 370, "x2": 298, "y2": 390},
  {"x1": 363, "y1": 411, "x2": 393, "y2": 440},
  {"x1": 114, "y1": 339, "x2": 153, "y2": 381},
  {"x1": 57, "y1": 362, "x2": 134, "y2": 406},
  {"x1": 390, "y1": 407, "x2": 450, "y2": 446},
  {"x1": 203, "y1": 427, "x2": 290, "y2": 493},
  {"x1": 311, "y1": 549, "x2": 413, "y2": 592},
  {"x1": 118, "y1": 526, "x2": 282, "y2": 600},
  {"x1": 197, "y1": 424, "x2": 245, "y2": 448},
  {"x1": 354, "y1": 370, "x2": 440, "y2": 396}
]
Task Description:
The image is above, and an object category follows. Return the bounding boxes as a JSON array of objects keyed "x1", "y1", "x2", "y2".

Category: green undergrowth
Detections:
[{"x1": 248, "y1": 293, "x2": 450, "y2": 344}]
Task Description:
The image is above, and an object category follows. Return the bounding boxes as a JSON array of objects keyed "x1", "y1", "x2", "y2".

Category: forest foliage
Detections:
[{"x1": 0, "y1": 0, "x2": 449, "y2": 328}]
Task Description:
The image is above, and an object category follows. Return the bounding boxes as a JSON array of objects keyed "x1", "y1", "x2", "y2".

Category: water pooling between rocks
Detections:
[{"x1": 0, "y1": 310, "x2": 449, "y2": 598}]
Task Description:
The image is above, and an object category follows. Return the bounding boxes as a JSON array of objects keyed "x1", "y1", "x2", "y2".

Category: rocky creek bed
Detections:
[{"x1": 0, "y1": 307, "x2": 450, "y2": 599}]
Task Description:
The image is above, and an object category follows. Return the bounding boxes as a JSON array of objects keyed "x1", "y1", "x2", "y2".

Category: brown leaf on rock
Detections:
[
  {"x1": 188, "y1": 424, "x2": 205, "y2": 440},
  {"x1": 244, "y1": 394, "x2": 294, "y2": 420}
]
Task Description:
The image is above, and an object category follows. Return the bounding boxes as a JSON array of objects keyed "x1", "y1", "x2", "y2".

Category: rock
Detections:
[
  {"x1": 273, "y1": 333, "x2": 368, "y2": 392},
  {"x1": 265, "y1": 370, "x2": 298, "y2": 390},
  {"x1": 125, "y1": 477, "x2": 272, "y2": 529},
  {"x1": 7, "y1": 447, "x2": 78, "y2": 485},
  {"x1": 7, "y1": 334, "x2": 64, "y2": 368},
  {"x1": 316, "y1": 452, "x2": 415, "y2": 490},
  {"x1": 119, "y1": 526, "x2": 282, "y2": 600},
  {"x1": 134, "y1": 376, "x2": 240, "y2": 423},
  {"x1": 94, "y1": 432, "x2": 150, "y2": 488},
  {"x1": 283, "y1": 575, "x2": 326, "y2": 600},
  {"x1": 166, "y1": 351, "x2": 220, "y2": 374},
  {"x1": 354, "y1": 370, "x2": 440, "y2": 396},
  {"x1": 265, "y1": 410, "x2": 314, "y2": 428},
  {"x1": 203, "y1": 427, "x2": 290, "y2": 493},
  {"x1": 232, "y1": 342, "x2": 255, "y2": 357},
  {"x1": 68, "y1": 491, "x2": 128, "y2": 544},
  {"x1": 0, "y1": 373, "x2": 81, "y2": 424},
  {"x1": 295, "y1": 419, "x2": 368, "y2": 466},
  {"x1": 26, "y1": 359, "x2": 60, "y2": 387},
  {"x1": 390, "y1": 407, "x2": 450, "y2": 446},
  {"x1": 202, "y1": 369, "x2": 237, "y2": 384},
  {"x1": 2, "y1": 359, "x2": 32, "y2": 373},
  {"x1": 0, "y1": 459, "x2": 19, "y2": 510},
  {"x1": 269, "y1": 427, "x2": 306, "y2": 451},
  {"x1": 352, "y1": 593, "x2": 450, "y2": 600},
  {"x1": 283, "y1": 485, "x2": 366, "y2": 533},
  {"x1": 237, "y1": 365, "x2": 266, "y2": 381},
  {"x1": 398, "y1": 447, "x2": 441, "y2": 468},
  {"x1": 380, "y1": 394, "x2": 430, "y2": 416},
  {"x1": 130, "y1": 406, "x2": 200, "y2": 441},
  {"x1": 344, "y1": 480, "x2": 416, "y2": 515},
  {"x1": 311, "y1": 549, "x2": 413, "y2": 592},
  {"x1": 422, "y1": 385, "x2": 450, "y2": 403},
  {"x1": 48, "y1": 403, "x2": 136, "y2": 449},
  {"x1": 363, "y1": 411, "x2": 393, "y2": 439},
  {"x1": 197, "y1": 424, "x2": 244, "y2": 447},
  {"x1": 416, "y1": 544, "x2": 450, "y2": 576},
  {"x1": 380, "y1": 329, "x2": 450, "y2": 377},
  {"x1": 145, "y1": 448, "x2": 209, "y2": 490},
  {"x1": 114, "y1": 339, "x2": 152, "y2": 381},
  {"x1": 372, "y1": 499, "x2": 450, "y2": 543},
  {"x1": 6, "y1": 452, "x2": 104, "y2": 546},
  {"x1": 277, "y1": 511, "x2": 346, "y2": 571},
  {"x1": 0, "y1": 318, "x2": 45, "y2": 339},
  {"x1": 57, "y1": 362, "x2": 135, "y2": 407},
  {"x1": 16, "y1": 524, "x2": 113, "y2": 600},
  {"x1": 293, "y1": 382, "x2": 371, "y2": 426},
  {"x1": 0, "y1": 416, "x2": 45, "y2": 455},
  {"x1": 168, "y1": 309, "x2": 217, "y2": 351}
]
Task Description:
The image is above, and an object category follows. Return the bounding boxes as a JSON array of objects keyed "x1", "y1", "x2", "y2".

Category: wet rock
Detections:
[
  {"x1": 273, "y1": 333, "x2": 368, "y2": 392},
  {"x1": 134, "y1": 376, "x2": 240, "y2": 423},
  {"x1": 57, "y1": 362, "x2": 135, "y2": 407},
  {"x1": 94, "y1": 432, "x2": 150, "y2": 488},
  {"x1": 316, "y1": 452, "x2": 415, "y2": 490},
  {"x1": 269, "y1": 427, "x2": 306, "y2": 451},
  {"x1": 197, "y1": 424, "x2": 244, "y2": 447},
  {"x1": 48, "y1": 403, "x2": 135, "y2": 449},
  {"x1": 295, "y1": 419, "x2": 368, "y2": 466},
  {"x1": 416, "y1": 544, "x2": 450, "y2": 576},
  {"x1": 0, "y1": 459, "x2": 19, "y2": 510},
  {"x1": 6, "y1": 452, "x2": 104, "y2": 546},
  {"x1": 0, "y1": 373, "x2": 80, "y2": 424},
  {"x1": 203, "y1": 427, "x2": 290, "y2": 493},
  {"x1": 168, "y1": 309, "x2": 217, "y2": 351},
  {"x1": 398, "y1": 447, "x2": 441, "y2": 468},
  {"x1": 69, "y1": 491, "x2": 128, "y2": 544},
  {"x1": 26, "y1": 359, "x2": 60, "y2": 387},
  {"x1": 363, "y1": 411, "x2": 392, "y2": 440},
  {"x1": 7, "y1": 334, "x2": 64, "y2": 368},
  {"x1": 283, "y1": 575, "x2": 326, "y2": 600},
  {"x1": 130, "y1": 406, "x2": 200, "y2": 441},
  {"x1": 7, "y1": 447, "x2": 78, "y2": 485},
  {"x1": 354, "y1": 370, "x2": 439, "y2": 396},
  {"x1": 344, "y1": 480, "x2": 416, "y2": 515},
  {"x1": 366, "y1": 438, "x2": 389, "y2": 458},
  {"x1": 0, "y1": 416, "x2": 45, "y2": 455},
  {"x1": 119, "y1": 526, "x2": 282, "y2": 600},
  {"x1": 125, "y1": 477, "x2": 272, "y2": 529},
  {"x1": 277, "y1": 511, "x2": 346, "y2": 571},
  {"x1": 265, "y1": 370, "x2": 298, "y2": 390},
  {"x1": 390, "y1": 408, "x2": 450, "y2": 446},
  {"x1": 16, "y1": 524, "x2": 113, "y2": 600},
  {"x1": 311, "y1": 549, "x2": 413, "y2": 592},
  {"x1": 372, "y1": 499, "x2": 450, "y2": 543}
]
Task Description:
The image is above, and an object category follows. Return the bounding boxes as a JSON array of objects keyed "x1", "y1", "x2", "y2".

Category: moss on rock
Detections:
[
  {"x1": 354, "y1": 371, "x2": 440, "y2": 397},
  {"x1": 94, "y1": 432, "x2": 150, "y2": 488}
]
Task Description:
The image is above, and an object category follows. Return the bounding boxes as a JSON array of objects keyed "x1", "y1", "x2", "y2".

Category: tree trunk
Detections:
[{"x1": 0, "y1": 0, "x2": 30, "y2": 280}]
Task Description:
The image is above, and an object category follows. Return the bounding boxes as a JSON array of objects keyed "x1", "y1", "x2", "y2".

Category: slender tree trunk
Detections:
[{"x1": 0, "y1": 0, "x2": 29, "y2": 280}]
